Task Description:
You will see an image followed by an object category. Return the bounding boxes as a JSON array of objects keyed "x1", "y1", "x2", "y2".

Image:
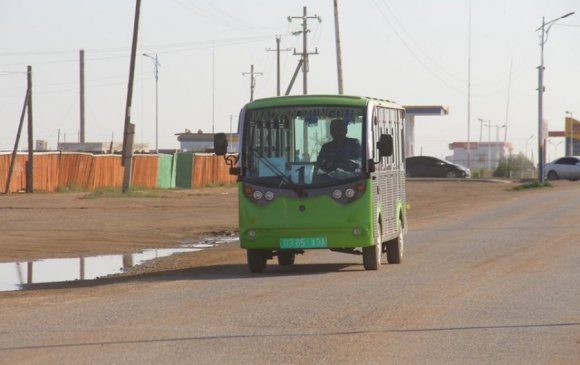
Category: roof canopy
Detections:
[{"x1": 404, "y1": 105, "x2": 449, "y2": 116}]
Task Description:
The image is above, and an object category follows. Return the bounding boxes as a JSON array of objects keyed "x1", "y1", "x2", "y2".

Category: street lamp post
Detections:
[
  {"x1": 143, "y1": 53, "x2": 160, "y2": 153},
  {"x1": 548, "y1": 140, "x2": 563, "y2": 161},
  {"x1": 566, "y1": 110, "x2": 574, "y2": 156},
  {"x1": 496, "y1": 124, "x2": 506, "y2": 161},
  {"x1": 537, "y1": 12, "x2": 575, "y2": 183},
  {"x1": 525, "y1": 135, "x2": 534, "y2": 162},
  {"x1": 478, "y1": 118, "x2": 491, "y2": 171}
]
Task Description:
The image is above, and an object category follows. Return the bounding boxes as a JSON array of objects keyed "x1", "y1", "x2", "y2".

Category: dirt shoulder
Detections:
[
  {"x1": 0, "y1": 179, "x2": 570, "y2": 266},
  {"x1": 0, "y1": 187, "x2": 238, "y2": 262}
]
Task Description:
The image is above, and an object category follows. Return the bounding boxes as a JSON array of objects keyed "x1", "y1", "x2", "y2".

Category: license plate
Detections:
[{"x1": 280, "y1": 236, "x2": 328, "y2": 249}]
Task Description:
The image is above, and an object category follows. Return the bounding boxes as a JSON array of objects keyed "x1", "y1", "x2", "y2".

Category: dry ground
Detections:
[{"x1": 0, "y1": 179, "x2": 565, "y2": 274}]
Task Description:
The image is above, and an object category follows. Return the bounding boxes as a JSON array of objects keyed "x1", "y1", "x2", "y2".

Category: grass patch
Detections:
[
  {"x1": 511, "y1": 181, "x2": 553, "y2": 191},
  {"x1": 201, "y1": 182, "x2": 237, "y2": 188},
  {"x1": 56, "y1": 183, "x2": 87, "y2": 193},
  {"x1": 81, "y1": 187, "x2": 162, "y2": 199}
]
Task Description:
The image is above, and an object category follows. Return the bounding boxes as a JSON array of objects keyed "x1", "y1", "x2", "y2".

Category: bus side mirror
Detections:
[
  {"x1": 213, "y1": 133, "x2": 228, "y2": 156},
  {"x1": 377, "y1": 134, "x2": 393, "y2": 157}
]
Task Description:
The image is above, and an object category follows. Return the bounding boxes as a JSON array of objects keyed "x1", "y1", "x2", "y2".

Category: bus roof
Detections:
[{"x1": 245, "y1": 94, "x2": 402, "y2": 110}]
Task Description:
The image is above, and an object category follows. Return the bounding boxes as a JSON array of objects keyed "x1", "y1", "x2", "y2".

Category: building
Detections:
[
  {"x1": 448, "y1": 141, "x2": 513, "y2": 170},
  {"x1": 57, "y1": 142, "x2": 149, "y2": 153},
  {"x1": 176, "y1": 129, "x2": 239, "y2": 153},
  {"x1": 404, "y1": 105, "x2": 449, "y2": 157},
  {"x1": 35, "y1": 140, "x2": 48, "y2": 151}
]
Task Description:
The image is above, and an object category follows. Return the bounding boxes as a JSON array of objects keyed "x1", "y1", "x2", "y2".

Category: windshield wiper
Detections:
[{"x1": 249, "y1": 148, "x2": 307, "y2": 197}]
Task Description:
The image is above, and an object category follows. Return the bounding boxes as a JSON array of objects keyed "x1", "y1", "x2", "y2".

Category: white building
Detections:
[
  {"x1": 448, "y1": 141, "x2": 513, "y2": 170},
  {"x1": 57, "y1": 142, "x2": 149, "y2": 153},
  {"x1": 175, "y1": 129, "x2": 239, "y2": 153}
]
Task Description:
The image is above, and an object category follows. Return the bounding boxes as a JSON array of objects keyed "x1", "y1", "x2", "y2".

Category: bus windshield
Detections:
[{"x1": 242, "y1": 106, "x2": 365, "y2": 187}]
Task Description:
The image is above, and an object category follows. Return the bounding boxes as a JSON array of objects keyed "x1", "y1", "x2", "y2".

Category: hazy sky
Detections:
[{"x1": 1, "y1": 0, "x2": 578, "y2": 161}]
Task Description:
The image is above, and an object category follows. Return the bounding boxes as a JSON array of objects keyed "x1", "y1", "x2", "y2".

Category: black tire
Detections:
[
  {"x1": 362, "y1": 244, "x2": 381, "y2": 270},
  {"x1": 386, "y1": 232, "x2": 404, "y2": 264},
  {"x1": 277, "y1": 251, "x2": 295, "y2": 266},
  {"x1": 547, "y1": 170, "x2": 559, "y2": 180},
  {"x1": 247, "y1": 249, "x2": 267, "y2": 273}
]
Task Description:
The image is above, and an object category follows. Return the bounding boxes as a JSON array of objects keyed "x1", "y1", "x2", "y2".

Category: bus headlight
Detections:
[
  {"x1": 264, "y1": 191, "x2": 274, "y2": 201},
  {"x1": 253, "y1": 190, "x2": 263, "y2": 200},
  {"x1": 332, "y1": 189, "x2": 343, "y2": 200},
  {"x1": 352, "y1": 227, "x2": 362, "y2": 236},
  {"x1": 345, "y1": 188, "x2": 355, "y2": 198},
  {"x1": 247, "y1": 229, "x2": 257, "y2": 238}
]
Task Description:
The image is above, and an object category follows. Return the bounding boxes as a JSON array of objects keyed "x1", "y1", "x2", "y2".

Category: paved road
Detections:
[{"x1": 1, "y1": 186, "x2": 579, "y2": 364}]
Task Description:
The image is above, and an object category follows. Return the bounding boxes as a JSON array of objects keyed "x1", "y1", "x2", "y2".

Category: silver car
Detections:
[{"x1": 545, "y1": 156, "x2": 580, "y2": 180}]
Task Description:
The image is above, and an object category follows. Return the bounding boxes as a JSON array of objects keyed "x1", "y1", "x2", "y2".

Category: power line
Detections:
[
  {"x1": 0, "y1": 35, "x2": 274, "y2": 58},
  {"x1": 371, "y1": 0, "x2": 467, "y2": 94},
  {"x1": 172, "y1": 0, "x2": 278, "y2": 32}
]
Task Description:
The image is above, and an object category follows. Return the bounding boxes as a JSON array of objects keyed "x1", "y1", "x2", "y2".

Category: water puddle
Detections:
[{"x1": 0, "y1": 234, "x2": 238, "y2": 292}]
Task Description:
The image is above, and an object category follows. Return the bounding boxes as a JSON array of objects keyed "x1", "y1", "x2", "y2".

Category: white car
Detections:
[{"x1": 545, "y1": 156, "x2": 580, "y2": 180}]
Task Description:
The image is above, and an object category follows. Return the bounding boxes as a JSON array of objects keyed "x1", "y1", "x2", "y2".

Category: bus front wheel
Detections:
[
  {"x1": 363, "y1": 244, "x2": 381, "y2": 270},
  {"x1": 386, "y1": 231, "x2": 404, "y2": 264},
  {"x1": 247, "y1": 249, "x2": 268, "y2": 273}
]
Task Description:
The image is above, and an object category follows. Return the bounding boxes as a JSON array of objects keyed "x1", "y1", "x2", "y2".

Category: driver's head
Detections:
[{"x1": 330, "y1": 119, "x2": 347, "y2": 141}]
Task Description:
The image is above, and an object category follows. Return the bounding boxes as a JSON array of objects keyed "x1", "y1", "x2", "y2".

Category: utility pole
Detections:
[
  {"x1": 26, "y1": 65, "x2": 34, "y2": 193},
  {"x1": 79, "y1": 49, "x2": 86, "y2": 143},
  {"x1": 121, "y1": 0, "x2": 142, "y2": 193},
  {"x1": 466, "y1": 1, "x2": 472, "y2": 170},
  {"x1": 143, "y1": 53, "x2": 160, "y2": 153},
  {"x1": 288, "y1": 6, "x2": 321, "y2": 94},
  {"x1": 333, "y1": 0, "x2": 344, "y2": 94},
  {"x1": 242, "y1": 64, "x2": 262, "y2": 102},
  {"x1": 5, "y1": 87, "x2": 29, "y2": 194},
  {"x1": 536, "y1": 11, "x2": 575, "y2": 183},
  {"x1": 266, "y1": 35, "x2": 292, "y2": 96}
]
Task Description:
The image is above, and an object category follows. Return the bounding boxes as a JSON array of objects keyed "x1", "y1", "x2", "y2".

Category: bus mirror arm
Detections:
[
  {"x1": 213, "y1": 132, "x2": 240, "y2": 175},
  {"x1": 367, "y1": 159, "x2": 377, "y2": 173}
]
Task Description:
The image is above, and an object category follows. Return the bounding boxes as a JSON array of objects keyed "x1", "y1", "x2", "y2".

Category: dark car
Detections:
[{"x1": 405, "y1": 156, "x2": 470, "y2": 178}]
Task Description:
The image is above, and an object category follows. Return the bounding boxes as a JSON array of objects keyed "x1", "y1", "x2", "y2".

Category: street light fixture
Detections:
[
  {"x1": 548, "y1": 140, "x2": 563, "y2": 161},
  {"x1": 525, "y1": 135, "x2": 534, "y2": 162},
  {"x1": 536, "y1": 11, "x2": 575, "y2": 183},
  {"x1": 565, "y1": 110, "x2": 574, "y2": 156},
  {"x1": 478, "y1": 118, "x2": 493, "y2": 171},
  {"x1": 143, "y1": 53, "x2": 160, "y2": 153}
]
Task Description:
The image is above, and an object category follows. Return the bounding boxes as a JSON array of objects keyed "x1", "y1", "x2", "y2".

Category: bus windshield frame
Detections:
[{"x1": 240, "y1": 105, "x2": 367, "y2": 188}]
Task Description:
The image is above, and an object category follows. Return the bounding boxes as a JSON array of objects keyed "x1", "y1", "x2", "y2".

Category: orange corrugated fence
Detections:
[
  {"x1": 91, "y1": 155, "x2": 124, "y2": 189},
  {"x1": 34, "y1": 153, "x2": 60, "y2": 192},
  {"x1": 0, "y1": 152, "x2": 236, "y2": 193},
  {"x1": 132, "y1": 155, "x2": 159, "y2": 188},
  {"x1": 59, "y1": 153, "x2": 94, "y2": 189},
  {"x1": 0, "y1": 153, "x2": 27, "y2": 193},
  {"x1": 192, "y1": 153, "x2": 236, "y2": 187}
]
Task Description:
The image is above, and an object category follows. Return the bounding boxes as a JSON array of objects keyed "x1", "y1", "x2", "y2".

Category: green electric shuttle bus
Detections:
[{"x1": 214, "y1": 94, "x2": 407, "y2": 272}]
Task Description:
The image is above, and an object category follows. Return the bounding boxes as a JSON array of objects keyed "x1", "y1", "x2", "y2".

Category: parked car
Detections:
[
  {"x1": 545, "y1": 156, "x2": 580, "y2": 180},
  {"x1": 405, "y1": 156, "x2": 470, "y2": 178}
]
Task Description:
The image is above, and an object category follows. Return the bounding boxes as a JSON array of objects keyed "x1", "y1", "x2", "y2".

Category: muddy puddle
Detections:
[{"x1": 0, "y1": 235, "x2": 239, "y2": 292}]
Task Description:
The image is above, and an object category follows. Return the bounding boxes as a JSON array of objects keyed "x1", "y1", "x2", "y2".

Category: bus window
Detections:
[{"x1": 244, "y1": 106, "x2": 364, "y2": 186}]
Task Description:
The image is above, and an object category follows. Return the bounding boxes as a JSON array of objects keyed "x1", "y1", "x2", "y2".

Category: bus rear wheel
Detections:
[
  {"x1": 363, "y1": 244, "x2": 381, "y2": 270},
  {"x1": 386, "y1": 231, "x2": 404, "y2": 264},
  {"x1": 247, "y1": 249, "x2": 268, "y2": 273},
  {"x1": 277, "y1": 251, "x2": 295, "y2": 266}
]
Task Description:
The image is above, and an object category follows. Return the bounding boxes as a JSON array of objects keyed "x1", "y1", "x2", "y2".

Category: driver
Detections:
[{"x1": 317, "y1": 119, "x2": 361, "y2": 172}]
